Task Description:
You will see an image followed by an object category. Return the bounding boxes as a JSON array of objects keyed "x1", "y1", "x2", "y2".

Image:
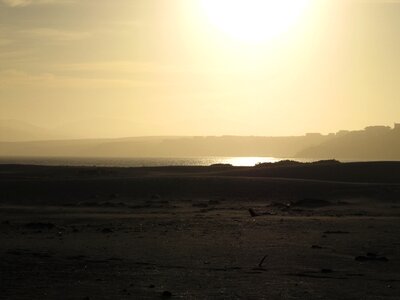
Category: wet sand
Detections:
[{"x1": 1, "y1": 163, "x2": 399, "y2": 299}]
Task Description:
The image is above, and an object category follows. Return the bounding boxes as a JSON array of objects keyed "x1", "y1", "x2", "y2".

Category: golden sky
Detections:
[{"x1": 0, "y1": 0, "x2": 399, "y2": 138}]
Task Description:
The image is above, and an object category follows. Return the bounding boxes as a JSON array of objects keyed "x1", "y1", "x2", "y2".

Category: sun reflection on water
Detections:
[{"x1": 221, "y1": 156, "x2": 281, "y2": 166}]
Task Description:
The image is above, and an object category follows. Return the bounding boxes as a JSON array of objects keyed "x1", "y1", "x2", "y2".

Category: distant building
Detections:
[
  {"x1": 364, "y1": 126, "x2": 391, "y2": 134},
  {"x1": 336, "y1": 130, "x2": 350, "y2": 137}
]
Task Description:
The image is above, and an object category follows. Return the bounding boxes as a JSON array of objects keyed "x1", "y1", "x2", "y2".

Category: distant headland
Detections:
[{"x1": 0, "y1": 122, "x2": 399, "y2": 160}]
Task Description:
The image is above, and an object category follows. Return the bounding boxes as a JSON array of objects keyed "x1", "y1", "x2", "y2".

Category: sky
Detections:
[{"x1": 0, "y1": 0, "x2": 399, "y2": 138}]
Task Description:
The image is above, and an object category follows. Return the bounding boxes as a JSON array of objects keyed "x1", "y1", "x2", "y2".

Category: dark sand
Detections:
[{"x1": 1, "y1": 162, "x2": 400, "y2": 299}]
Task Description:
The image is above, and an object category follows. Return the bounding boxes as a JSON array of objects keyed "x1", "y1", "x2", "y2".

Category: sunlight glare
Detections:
[
  {"x1": 201, "y1": 0, "x2": 312, "y2": 43},
  {"x1": 223, "y1": 157, "x2": 281, "y2": 166}
]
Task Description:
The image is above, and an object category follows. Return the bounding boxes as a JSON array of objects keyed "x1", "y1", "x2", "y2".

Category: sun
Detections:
[{"x1": 200, "y1": 0, "x2": 311, "y2": 43}]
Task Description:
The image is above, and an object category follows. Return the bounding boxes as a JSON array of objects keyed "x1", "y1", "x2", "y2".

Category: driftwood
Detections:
[{"x1": 258, "y1": 255, "x2": 268, "y2": 268}]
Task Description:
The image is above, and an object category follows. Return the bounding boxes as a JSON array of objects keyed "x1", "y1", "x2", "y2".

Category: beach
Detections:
[{"x1": 1, "y1": 162, "x2": 400, "y2": 299}]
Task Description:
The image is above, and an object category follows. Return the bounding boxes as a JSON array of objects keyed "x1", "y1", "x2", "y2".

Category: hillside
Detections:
[
  {"x1": 1, "y1": 122, "x2": 400, "y2": 160},
  {"x1": 0, "y1": 135, "x2": 329, "y2": 158},
  {"x1": 297, "y1": 126, "x2": 400, "y2": 160}
]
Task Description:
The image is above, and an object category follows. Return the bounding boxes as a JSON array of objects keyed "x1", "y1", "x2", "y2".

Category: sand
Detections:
[{"x1": 0, "y1": 163, "x2": 399, "y2": 299}]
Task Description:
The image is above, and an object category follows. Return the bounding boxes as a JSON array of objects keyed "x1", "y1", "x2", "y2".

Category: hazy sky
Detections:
[{"x1": 0, "y1": 0, "x2": 399, "y2": 138}]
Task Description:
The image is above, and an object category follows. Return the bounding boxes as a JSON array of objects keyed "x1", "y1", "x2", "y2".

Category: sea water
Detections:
[{"x1": 0, "y1": 156, "x2": 316, "y2": 167}]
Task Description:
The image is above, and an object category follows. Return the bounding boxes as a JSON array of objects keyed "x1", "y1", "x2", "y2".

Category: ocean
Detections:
[{"x1": 0, "y1": 156, "x2": 316, "y2": 167}]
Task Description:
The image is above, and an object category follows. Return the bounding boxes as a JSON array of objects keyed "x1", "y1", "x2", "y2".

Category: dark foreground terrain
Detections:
[{"x1": 1, "y1": 162, "x2": 400, "y2": 299}]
